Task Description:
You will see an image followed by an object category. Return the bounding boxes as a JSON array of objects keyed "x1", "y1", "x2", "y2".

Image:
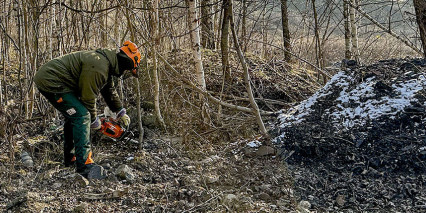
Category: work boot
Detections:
[
  {"x1": 64, "y1": 156, "x2": 76, "y2": 167},
  {"x1": 77, "y1": 163, "x2": 107, "y2": 180}
]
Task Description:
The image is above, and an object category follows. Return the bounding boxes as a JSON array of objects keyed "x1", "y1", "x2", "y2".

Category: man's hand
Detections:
[
  {"x1": 90, "y1": 117, "x2": 101, "y2": 130},
  {"x1": 117, "y1": 108, "x2": 131, "y2": 127}
]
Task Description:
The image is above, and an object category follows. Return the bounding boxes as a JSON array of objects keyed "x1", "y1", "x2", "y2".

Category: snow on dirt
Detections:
[
  {"x1": 277, "y1": 69, "x2": 426, "y2": 134},
  {"x1": 274, "y1": 59, "x2": 426, "y2": 212}
]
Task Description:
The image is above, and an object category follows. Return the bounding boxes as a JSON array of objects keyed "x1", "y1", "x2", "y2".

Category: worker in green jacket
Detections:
[{"x1": 34, "y1": 41, "x2": 141, "y2": 179}]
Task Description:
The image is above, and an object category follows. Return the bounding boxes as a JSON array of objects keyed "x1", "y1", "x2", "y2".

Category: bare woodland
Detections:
[{"x1": 0, "y1": 0, "x2": 425, "y2": 212}]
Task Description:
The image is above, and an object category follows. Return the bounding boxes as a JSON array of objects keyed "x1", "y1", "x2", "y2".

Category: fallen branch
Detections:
[
  {"x1": 6, "y1": 193, "x2": 28, "y2": 210},
  {"x1": 157, "y1": 53, "x2": 276, "y2": 116},
  {"x1": 207, "y1": 92, "x2": 292, "y2": 107}
]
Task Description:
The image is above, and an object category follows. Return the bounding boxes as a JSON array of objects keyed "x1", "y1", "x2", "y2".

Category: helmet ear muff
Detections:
[{"x1": 132, "y1": 68, "x2": 138, "y2": 77}]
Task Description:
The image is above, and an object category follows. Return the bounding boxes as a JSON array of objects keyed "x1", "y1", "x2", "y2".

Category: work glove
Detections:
[
  {"x1": 117, "y1": 108, "x2": 131, "y2": 127},
  {"x1": 90, "y1": 117, "x2": 101, "y2": 130}
]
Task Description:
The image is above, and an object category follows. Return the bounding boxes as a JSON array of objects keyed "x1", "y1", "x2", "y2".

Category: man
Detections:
[{"x1": 34, "y1": 41, "x2": 141, "y2": 179}]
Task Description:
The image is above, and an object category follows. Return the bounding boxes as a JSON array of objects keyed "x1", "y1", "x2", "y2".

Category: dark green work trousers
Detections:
[{"x1": 39, "y1": 90, "x2": 92, "y2": 170}]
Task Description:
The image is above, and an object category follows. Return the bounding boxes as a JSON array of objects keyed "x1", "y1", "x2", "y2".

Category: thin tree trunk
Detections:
[
  {"x1": 262, "y1": 7, "x2": 267, "y2": 58},
  {"x1": 280, "y1": 0, "x2": 292, "y2": 62},
  {"x1": 186, "y1": 0, "x2": 206, "y2": 89},
  {"x1": 201, "y1": 0, "x2": 215, "y2": 49},
  {"x1": 0, "y1": 37, "x2": 3, "y2": 108},
  {"x1": 349, "y1": 0, "x2": 360, "y2": 62},
  {"x1": 125, "y1": 0, "x2": 146, "y2": 143},
  {"x1": 343, "y1": 0, "x2": 352, "y2": 59},
  {"x1": 414, "y1": 0, "x2": 426, "y2": 58},
  {"x1": 228, "y1": 0, "x2": 268, "y2": 138},
  {"x1": 2, "y1": 1, "x2": 9, "y2": 108},
  {"x1": 312, "y1": 0, "x2": 323, "y2": 69},
  {"x1": 241, "y1": 0, "x2": 247, "y2": 50},
  {"x1": 221, "y1": 0, "x2": 231, "y2": 81},
  {"x1": 186, "y1": 0, "x2": 210, "y2": 124},
  {"x1": 150, "y1": 0, "x2": 166, "y2": 129},
  {"x1": 214, "y1": 1, "x2": 221, "y2": 50},
  {"x1": 16, "y1": 0, "x2": 25, "y2": 117},
  {"x1": 28, "y1": 0, "x2": 39, "y2": 119},
  {"x1": 100, "y1": 0, "x2": 107, "y2": 46}
]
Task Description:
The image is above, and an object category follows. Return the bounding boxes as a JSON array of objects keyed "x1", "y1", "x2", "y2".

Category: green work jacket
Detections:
[{"x1": 34, "y1": 49, "x2": 123, "y2": 120}]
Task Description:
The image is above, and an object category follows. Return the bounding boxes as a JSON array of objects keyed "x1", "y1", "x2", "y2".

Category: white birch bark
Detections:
[
  {"x1": 349, "y1": 0, "x2": 360, "y2": 62},
  {"x1": 186, "y1": 0, "x2": 210, "y2": 123},
  {"x1": 186, "y1": 0, "x2": 206, "y2": 89}
]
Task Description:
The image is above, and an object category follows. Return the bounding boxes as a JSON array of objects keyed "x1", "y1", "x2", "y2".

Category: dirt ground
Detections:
[{"x1": 0, "y1": 129, "x2": 298, "y2": 212}]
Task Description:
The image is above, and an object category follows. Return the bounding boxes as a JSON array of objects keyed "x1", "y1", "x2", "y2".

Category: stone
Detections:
[
  {"x1": 184, "y1": 165, "x2": 196, "y2": 171},
  {"x1": 336, "y1": 194, "x2": 345, "y2": 207},
  {"x1": 259, "y1": 184, "x2": 272, "y2": 193},
  {"x1": 205, "y1": 174, "x2": 219, "y2": 184},
  {"x1": 52, "y1": 182, "x2": 62, "y2": 189},
  {"x1": 20, "y1": 151, "x2": 34, "y2": 168},
  {"x1": 115, "y1": 164, "x2": 135, "y2": 182},
  {"x1": 87, "y1": 165, "x2": 107, "y2": 180},
  {"x1": 242, "y1": 147, "x2": 256, "y2": 157},
  {"x1": 70, "y1": 174, "x2": 89, "y2": 186},
  {"x1": 223, "y1": 194, "x2": 238, "y2": 205},
  {"x1": 256, "y1": 146, "x2": 276, "y2": 156},
  {"x1": 101, "y1": 163, "x2": 111, "y2": 170},
  {"x1": 258, "y1": 192, "x2": 270, "y2": 201},
  {"x1": 297, "y1": 200, "x2": 311, "y2": 213},
  {"x1": 73, "y1": 202, "x2": 88, "y2": 213}
]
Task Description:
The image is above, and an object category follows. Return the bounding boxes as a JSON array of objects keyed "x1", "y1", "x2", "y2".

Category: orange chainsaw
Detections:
[{"x1": 99, "y1": 117, "x2": 138, "y2": 144}]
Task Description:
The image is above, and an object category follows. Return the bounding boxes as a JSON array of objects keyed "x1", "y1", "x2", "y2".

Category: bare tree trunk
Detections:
[
  {"x1": 186, "y1": 0, "x2": 210, "y2": 124},
  {"x1": 186, "y1": 0, "x2": 206, "y2": 90},
  {"x1": 28, "y1": 0, "x2": 39, "y2": 119},
  {"x1": 414, "y1": 0, "x2": 426, "y2": 58},
  {"x1": 150, "y1": 0, "x2": 166, "y2": 129},
  {"x1": 100, "y1": 0, "x2": 107, "y2": 46},
  {"x1": 125, "y1": 0, "x2": 146, "y2": 142},
  {"x1": 221, "y1": 0, "x2": 231, "y2": 81},
  {"x1": 2, "y1": 1, "x2": 9, "y2": 108},
  {"x1": 241, "y1": 0, "x2": 247, "y2": 50},
  {"x1": 0, "y1": 37, "x2": 3, "y2": 108},
  {"x1": 201, "y1": 0, "x2": 215, "y2": 49},
  {"x1": 280, "y1": 0, "x2": 292, "y2": 62},
  {"x1": 343, "y1": 0, "x2": 352, "y2": 59},
  {"x1": 228, "y1": 0, "x2": 268, "y2": 138},
  {"x1": 312, "y1": 0, "x2": 323, "y2": 69},
  {"x1": 349, "y1": 0, "x2": 360, "y2": 62},
  {"x1": 262, "y1": 7, "x2": 267, "y2": 58}
]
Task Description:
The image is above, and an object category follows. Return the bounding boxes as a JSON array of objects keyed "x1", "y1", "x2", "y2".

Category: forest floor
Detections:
[
  {"x1": 1, "y1": 50, "x2": 424, "y2": 212},
  {"x1": 0, "y1": 131, "x2": 297, "y2": 212},
  {"x1": 1, "y1": 49, "x2": 314, "y2": 212}
]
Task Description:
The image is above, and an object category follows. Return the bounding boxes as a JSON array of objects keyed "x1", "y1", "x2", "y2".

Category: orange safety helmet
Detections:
[{"x1": 120, "y1": 40, "x2": 141, "y2": 76}]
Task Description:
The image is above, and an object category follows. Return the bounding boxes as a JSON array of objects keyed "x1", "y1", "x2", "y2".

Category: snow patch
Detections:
[
  {"x1": 278, "y1": 71, "x2": 351, "y2": 129},
  {"x1": 276, "y1": 68, "x2": 426, "y2": 138},
  {"x1": 247, "y1": 140, "x2": 262, "y2": 148}
]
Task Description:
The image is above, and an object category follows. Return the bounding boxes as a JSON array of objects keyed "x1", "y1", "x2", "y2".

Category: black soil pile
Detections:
[{"x1": 274, "y1": 59, "x2": 426, "y2": 212}]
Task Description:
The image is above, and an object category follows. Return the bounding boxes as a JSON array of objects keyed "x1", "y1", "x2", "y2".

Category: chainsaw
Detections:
[{"x1": 99, "y1": 117, "x2": 139, "y2": 144}]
